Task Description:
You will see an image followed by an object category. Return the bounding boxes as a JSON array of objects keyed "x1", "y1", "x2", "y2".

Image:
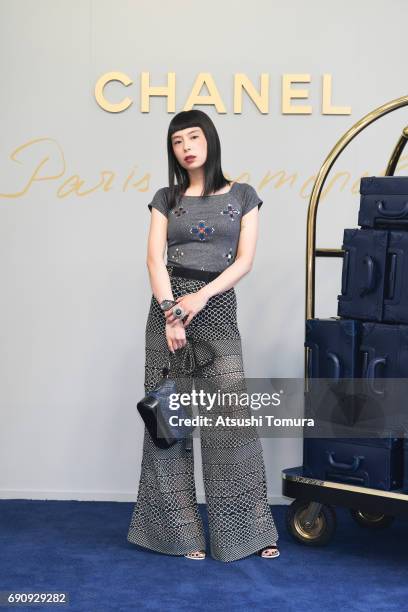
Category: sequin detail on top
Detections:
[
  {"x1": 146, "y1": 182, "x2": 263, "y2": 272},
  {"x1": 190, "y1": 221, "x2": 215, "y2": 241},
  {"x1": 169, "y1": 247, "x2": 184, "y2": 264},
  {"x1": 224, "y1": 247, "x2": 234, "y2": 265},
  {"x1": 172, "y1": 205, "x2": 188, "y2": 218},
  {"x1": 220, "y1": 202, "x2": 240, "y2": 220}
]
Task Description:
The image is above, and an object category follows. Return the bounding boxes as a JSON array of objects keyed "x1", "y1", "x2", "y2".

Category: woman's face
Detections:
[{"x1": 171, "y1": 126, "x2": 207, "y2": 171}]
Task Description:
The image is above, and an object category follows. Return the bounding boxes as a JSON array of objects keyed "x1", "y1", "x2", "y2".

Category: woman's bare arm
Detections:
[
  {"x1": 146, "y1": 209, "x2": 174, "y2": 303},
  {"x1": 146, "y1": 208, "x2": 186, "y2": 350}
]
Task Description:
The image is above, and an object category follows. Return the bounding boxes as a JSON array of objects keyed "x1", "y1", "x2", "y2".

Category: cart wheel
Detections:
[
  {"x1": 286, "y1": 499, "x2": 336, "y2": 546},
  {"x1": 349, "y1": 508, "x2": 395, "y2": 529}
]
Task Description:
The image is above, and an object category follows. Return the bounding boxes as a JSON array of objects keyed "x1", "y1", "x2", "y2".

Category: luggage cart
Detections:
[{"x1": 282, "y1": 95, "x2": 408, "y2": 545}]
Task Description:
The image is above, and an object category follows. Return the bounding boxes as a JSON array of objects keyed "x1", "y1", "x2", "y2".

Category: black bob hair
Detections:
[{"x1": 166, "y1": 109, "x2": 232, "y2": 211}]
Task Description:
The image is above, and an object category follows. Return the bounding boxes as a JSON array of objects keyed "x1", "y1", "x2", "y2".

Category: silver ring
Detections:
[{"x1": 172, "y1": 305, "x2": 186, "y2": 319}]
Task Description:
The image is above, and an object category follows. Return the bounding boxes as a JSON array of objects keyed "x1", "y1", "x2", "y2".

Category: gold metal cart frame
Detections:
[{"x1": 282, "y1": 95, "x2": 408, "y2": 545}]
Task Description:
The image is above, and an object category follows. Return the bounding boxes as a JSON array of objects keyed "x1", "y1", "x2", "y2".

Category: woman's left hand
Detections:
[{"x1": 164, "y1": 290, "x2": 209, "y2": 328}]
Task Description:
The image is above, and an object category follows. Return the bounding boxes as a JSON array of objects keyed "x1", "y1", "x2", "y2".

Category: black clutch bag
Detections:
[{"x1": 137, "y1": 337, "x2": 216, "y2": 450}]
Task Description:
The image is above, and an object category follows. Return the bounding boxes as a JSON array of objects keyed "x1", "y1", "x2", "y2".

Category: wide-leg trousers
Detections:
[{"x1": 127, "y1": 265, "x2": 279, "y2": 562}]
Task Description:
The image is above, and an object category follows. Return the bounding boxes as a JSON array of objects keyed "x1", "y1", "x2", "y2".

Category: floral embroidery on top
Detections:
[
  {"x1": 220, "y1": 203, "x2": 240, "y2": 220},
  {"x1": 170, "y1": 247, "x2": 184, "y2": 262},
  {"x1": 224, "y1": 248, "x2": 233, "y2": 265},
  {"x1": 172, "y1": 205, "x2": 188, "y2": 217},
  {"x1": 190, "y1": 221, "x2": 215, "y2": 241}
]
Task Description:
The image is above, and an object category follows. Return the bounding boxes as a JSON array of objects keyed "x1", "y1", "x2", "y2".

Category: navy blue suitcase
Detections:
[
  {"x1": 337, "y1": 228, "x2": 388, "y2": 321},
  {"x1": 338, "y1": 228, "x2": 408, "y2": 324},
  {"x1": 338, "y1": 322, "x2": 408, "y2": 437},
  {"x1": 360, "y1": 321, "x2": 408, "y2": 378},
  {"x1": 382, "y1": 231, "x2": 408, "y2": 324},
  {"x1": 359, "y1": 176, "x2": 408, "y2": 230},
  {"x1": 303, "y1": 435, "x2": 403, "y2": 490},
  {"x1": 403, "y1": 435, "x2": 408, "y2": 492},
  {"x1": 304, "y1": 318, "x2": 363, "y2": 429},
  {"x1": 305, "y1": 317, "x2": 362, "y2": 379}
]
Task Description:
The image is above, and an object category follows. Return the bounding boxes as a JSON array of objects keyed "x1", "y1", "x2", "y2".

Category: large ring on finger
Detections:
[{"x1": 172, "y1": 305, "x2": 186, "y2": 319}]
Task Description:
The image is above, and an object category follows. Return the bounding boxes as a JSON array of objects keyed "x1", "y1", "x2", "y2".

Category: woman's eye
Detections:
[{"x1": 173, "y1": 135, "x2": 197, "y2": 145}]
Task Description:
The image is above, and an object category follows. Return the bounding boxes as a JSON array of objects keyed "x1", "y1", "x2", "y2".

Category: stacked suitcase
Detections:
[{"x1": 303, "y1": 176, "x2": 408, "y2": 491}]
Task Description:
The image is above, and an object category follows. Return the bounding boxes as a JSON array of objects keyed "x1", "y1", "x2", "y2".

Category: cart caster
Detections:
[
  {"x1": 286, "y1": 499, "x2": 337, "y2": 545},
  {"x1": 349, "y1": 508, "x2": 395, "y2": 529}
]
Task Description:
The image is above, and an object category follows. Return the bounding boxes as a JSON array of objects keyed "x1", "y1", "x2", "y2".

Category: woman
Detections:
[{"x1": 127, "y1": 109, "x2": 279, "y2": 562}]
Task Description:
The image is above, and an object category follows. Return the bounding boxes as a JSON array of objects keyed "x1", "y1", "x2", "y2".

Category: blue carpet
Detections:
[{"x1": 1, "y1": 500, "x2": 408, "y2": 611}]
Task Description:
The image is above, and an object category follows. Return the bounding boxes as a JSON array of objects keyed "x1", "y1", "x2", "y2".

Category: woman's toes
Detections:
[
  {"x1": 261, "y1": 547, "x2": 278, "y2": 557},
  {"x1": 185, "y1": 550, "x2": 206, "y2": 559}
]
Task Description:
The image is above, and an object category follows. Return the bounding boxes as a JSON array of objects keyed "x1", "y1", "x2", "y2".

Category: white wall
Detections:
[{"x1": 1, "y1": 0, "x2": 407, "y2": 503}]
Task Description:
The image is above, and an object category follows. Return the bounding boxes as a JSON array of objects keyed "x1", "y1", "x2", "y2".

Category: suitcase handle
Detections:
[
  {"x1": 327, "y1": 451, "x2": 364, "y2": 472},
  {"x1": 359, "y1": 255, "x2": 375, "y2": 296},
  {"x1": 386, "y1": 252, "x2": 397, "y2": 300},
  {"x1": 377, "y1": 199, "x2": 408, "y2": 218},
  {"x1": 326, "y1": 351, "x2": 340, "y2": 380},
  {"x1": 307, "y1": 347, "x2": 313, "y2": 379},
  {"x1": 341, "y1": 250, "x2": 350, "y2": 294},
  {"x1": 366, "y1": 356, "x2": 386, "y2": 395}
]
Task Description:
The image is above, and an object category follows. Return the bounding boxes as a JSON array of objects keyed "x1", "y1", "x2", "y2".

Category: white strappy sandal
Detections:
[
  {"x1": 256, "y1": 546, "x2": 280, "y2": 558},
  {"x1": 184, "y1": 550, "x2": 206, "y2": 560}
]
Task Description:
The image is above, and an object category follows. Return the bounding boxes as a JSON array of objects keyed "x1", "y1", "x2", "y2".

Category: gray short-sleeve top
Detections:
[{"x1": 147, "y1": 182, "x2": 262, "y2": 272}]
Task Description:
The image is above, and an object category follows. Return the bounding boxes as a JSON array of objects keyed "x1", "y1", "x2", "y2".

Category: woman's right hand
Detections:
[{"x1": 165, "y1": 320, "x2": 187, "y2": 353}]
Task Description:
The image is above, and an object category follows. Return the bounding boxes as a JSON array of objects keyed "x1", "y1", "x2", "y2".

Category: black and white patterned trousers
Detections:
[{"x1": 127, "y1": 265, "x2": 279, "y2": 562}]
